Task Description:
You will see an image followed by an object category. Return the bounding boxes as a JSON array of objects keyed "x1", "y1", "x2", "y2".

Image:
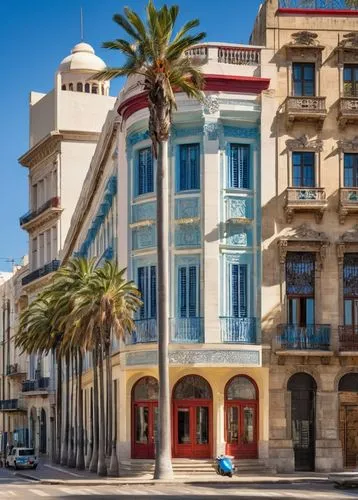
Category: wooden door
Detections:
[
  {"x1": 173, "y1": 402, "x2": 211, "y2": 458},
  {"x1": 226, "y1": 402, "x2": 258, "y2": 459},
  {"x1": 132, "y1": 402, "x2": 158, "y2": 459}
]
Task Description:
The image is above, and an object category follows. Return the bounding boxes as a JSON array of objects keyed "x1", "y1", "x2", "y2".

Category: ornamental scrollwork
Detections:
[
  {"x1": 290, "y1": 31, "x2": 319, "y2": 47},
  {"x1": 340, "y1": 32, "x2": 358, "y2": 49},
  {"x1": 286, "y1": 134, "x2": 323, "y2": 152},
  {"x1": 338, "y1": 136, "x2": 358, "y2": 152},
  {"x1": 204, "y1": 122, "x2": 219, "y2": 141},
  {"x1": 202, "y1": 95, "x2": 219, "y2": 115}
]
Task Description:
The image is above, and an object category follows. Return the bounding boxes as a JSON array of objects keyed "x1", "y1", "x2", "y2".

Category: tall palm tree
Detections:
[{"x1": 94, "y1": 0, "x2": 205, "y2": 479}]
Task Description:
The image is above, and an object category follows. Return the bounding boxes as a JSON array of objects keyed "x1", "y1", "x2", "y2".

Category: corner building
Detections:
[{"x1": 251, "y1": 0, "x2": 358, "y2": 472}]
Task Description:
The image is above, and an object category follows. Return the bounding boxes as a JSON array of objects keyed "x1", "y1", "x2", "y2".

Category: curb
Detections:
[{"x1": 14, "y1": 472, "x2": 40, "y2": 482}]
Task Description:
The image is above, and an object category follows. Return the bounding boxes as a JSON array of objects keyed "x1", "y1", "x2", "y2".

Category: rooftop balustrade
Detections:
[{"x1": 279, "y1": 0, "x2": 358, "y2": 9}]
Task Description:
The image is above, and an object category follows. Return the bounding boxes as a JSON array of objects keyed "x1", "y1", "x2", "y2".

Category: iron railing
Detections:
[
  {"x1": 277, "y1": 324, "x2": 331, "y2": 350},
  {"x1": 171, "y1": 317, "x2": 204, "y2": 343},
  {"x1": 19, "y1": 197, "x2": 60, "y2": 226},
  {"x1": 340, "y1": 187, "x2": 358, "y2": 204},
  {"x1": 279, "y1": 0, "x2": 358, "y2": 9},
  {"x1": 338, "y1": 326, "x2": 358, "y2": 350},
  {"x1": 22, "y1": 377, "x2": 50, "y2": 392},
  {"x1": 22, "y1": 260, "x2": 60, "y2": 286},
  {"x1": 6, "y1": 363, "x2": 26, "y2": 376},
  {"x1": 220, "y1": 317, "x2": 257, "y2": 343},
  {"x1": 126, "y1": 318, "x2": 158, "y2": 344},
  {"x1": 0, "y1": 399, "x2": 23, "y2": 411}
]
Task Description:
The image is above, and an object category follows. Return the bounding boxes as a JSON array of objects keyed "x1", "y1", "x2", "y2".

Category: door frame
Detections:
[
  {"x1": 224, "y1": 400, "x2": 258, "y2": 459},
  {"x1": 173, "y1": 399, "x2": 213, "y2": 458},
  {"x1": 131, "y1": 400, "x2": 158, "y2": 459}
]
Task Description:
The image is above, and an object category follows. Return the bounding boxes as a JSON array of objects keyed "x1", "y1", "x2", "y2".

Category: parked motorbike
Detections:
[{"x1": 215, "y1": 455, "x2": 235, "y2": 477}]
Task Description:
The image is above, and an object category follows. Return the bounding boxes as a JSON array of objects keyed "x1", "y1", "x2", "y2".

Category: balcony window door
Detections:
[
  {"x1": 31, "y1": 238, "x2": 38, "y2": 270},
  {"x1": 344, "y1": 65, "x2": 358, "y2": 97},
  {"x1": 136, "y1": 148, "x2": 154, "y2": 196},
  {"x1": 292, "y1": 63, "x2": 315, "y2": 97},
  {"x1": 178, "y1": 265, "x2": 200, "y2": 319},
  {"x1": 228, "y1": 144, "x2": 250, "y2": 189},
  {"x1": 177, "y1": 144, "x2": 200, "y2": 191},
  {"x1": 137, "y1": 266, "x2": 156, "y2": 320},
  {"x1": 292, "y1": 152, "x2": 315, "y2": 188},
  {"x1": 286, "y1": 252, "x2": 315, "y2": 327},
  {"x1": 344, "y1": 154, "x2": 358, "y2": 188},
  {"x1": 344, "y1": 254, "x2": 358, "y2": 328},
  {"x1": 227, "y1": 263, "x2": 248, "y2": 319}
]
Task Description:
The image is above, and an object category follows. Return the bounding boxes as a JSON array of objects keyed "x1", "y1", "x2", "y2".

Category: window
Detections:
[
  {"x1": 69, "y1": 83, "x2": 73, "y2": 91},
  {"x1": 52, "y1": 226, "x2": 57, "y2": 259},
  {"x1": 286, "y1": 252, "x2": 315, "y2": 326},
  {"x1": 344, "y1": 65, "x2": 358, "y2": 97},
  {"x1": 39, "y1": 233, "x2": 44, "y2": 266},
  {"x1": 178, "y1": 264, "x2": 200, "y2": 318},
  {"x1": 85, "y1": 83, "x2": 90, "y2": 93},
  {"x1": 344, "y1": 254, "x2": 358, "y2": 326},
  {"x1": 178, "y1": 144, "x2": 200, "y2": 191},
  {"x1": 228, "y1": 263, "x2": 247, "y2": 318},
  {"x1": 292, "y1": 63, "x2": 315, "y2": 97},
  {"x1": 228, "y1": 144, "x2": 250, "y2": 189},
  {"x1": 136, "y1": 148, "x2": 153, "y2": 196},
  {"x1": 31, "y1": 238, "x2": 38, "y2": 270},
  {"x1": 46, "y1": 229, "x2": 51, "y2": 263},
  {"x1": 137, "y1": 266, "x2": 156, "y2": 319},
  {"x1": 32, "y1": 184, "x2": 37, "y2": 210},
  {"x1": 292, "y1": 152, "x2": 315, "y2": 187},
  {"x1": 77, "y1": 82, "x2": 83, "y2": 92},
  {"x1": 61, "y1": 84, "x2": 66, "y2": 91},
  {"x1": 344, "y1": 154, "x2": 358, "y2": 188},
  {"x1": 92, "y1": 85, "x2": 98, "y2": 94},
  {"x1": 38, "y1": 179, "x2": 44, "y2": 207}
]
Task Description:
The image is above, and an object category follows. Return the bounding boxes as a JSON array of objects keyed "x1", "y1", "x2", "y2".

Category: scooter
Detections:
[{"x1": 215, "y1": 455, "x2": 235, "y2": 477}]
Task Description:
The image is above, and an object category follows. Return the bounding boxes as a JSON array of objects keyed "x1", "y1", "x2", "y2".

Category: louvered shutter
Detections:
[
  {"x1": 229, "y1": 145, "x2": 250, "y2": 189},
  {"x1": 231, "y1": 264, "x2": 239, "y2": 318},
  {"x1": 178, "y1": 267, "x2": 187, "y2": 317},
  {"x1": 239, "y1": 264, "x2": 248, "y2": 318},
  {"x1": 137, "y1": 267, "x2": 146, "y2": 319},
  {"x1": 146, "y1": 149, "x2": 153, "y2": 193},
  {"x1": 150, "y1": 265, "x2": 157, "y2": 319},
  {"x1": 179, "y1": 146, "x2": 187, "y2": 191},
  {"x1": 188, "y1": 266, "x2": 198, "y2": 317}
]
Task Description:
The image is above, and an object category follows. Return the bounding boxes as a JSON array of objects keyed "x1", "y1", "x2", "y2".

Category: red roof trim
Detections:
[
  {"x1": 277, "y1": 7, "x2": 358, "y2": 16},
  {"x1": 118, "y1": 74, "x2": 270, "y2": 120}
]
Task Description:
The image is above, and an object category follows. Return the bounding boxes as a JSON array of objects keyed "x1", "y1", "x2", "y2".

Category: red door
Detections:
[
  {"x1": 225, "y1": 402, "x2": 258, "y2": 459},
  {"x1": 173, "y1": 401, "x2": 212, "y2": 458},
  {"x1": 132, "y1": 402, "x2": 158, "y2": 459}
]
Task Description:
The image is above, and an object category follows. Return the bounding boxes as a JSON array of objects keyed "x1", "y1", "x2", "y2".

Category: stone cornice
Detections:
[{"x1": 19, "y1": 130, "x2": 101, "y2": 169}]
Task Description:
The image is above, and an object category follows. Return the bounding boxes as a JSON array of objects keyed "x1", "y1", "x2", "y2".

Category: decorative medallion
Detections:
[
  {"x1": 202, "y1": 95, "x2": 219, "y2": 115},
  {"x1": 290, "y1": 31, "x2": 319, "y2": 47}
]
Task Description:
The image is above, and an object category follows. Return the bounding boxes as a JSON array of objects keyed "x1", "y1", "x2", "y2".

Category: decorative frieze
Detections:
[
  {"x1": 278, "y1": 224, "x2": 329, "y2": 268},
  {"x1": 202, "y1": 95, "x2": 219, "y2": 115},
  {"x1": 126, "y1": 130, "x2": 150, "y2": 148},
  {"x1": 285, "y1": 135, "x2": 323, "y2": 152},
  {"x1": 175, "y1": 198, "x2": 200, "y2": 220},
  {"x1": 338, "y1": 136, "x2": 358, "y2": 152},
  {"x1": 223, "y1": 126, "x2": 258, "y2": 139},
  {"x1": 132, "y1": 225, "x2": 156, "y2": 250},
  {"x1": 175, "y1": 223, "x2": 201, "y2": 248},
  {"x1": 171, "y1": 126, "x2": 203, "y2": 138}
]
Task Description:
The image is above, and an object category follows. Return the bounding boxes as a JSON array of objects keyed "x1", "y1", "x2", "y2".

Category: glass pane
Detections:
[
  {"x1": 227, "y1": 407, "x2": 239, "y2": 444},
  {"x1": 178, "y1": 408, "x2": 191, "y2": 444},
  {"x1": 133, "y1": 377, "x2": 159, "y2": 401},
  {"x1": 345, "y1": 300, "x2": 353, "y2": 326},
  {"x1": 304, "y1": 81, "x2": 314, "y2": 97},
  {"x1": 135, "y1": 406, "x2": 149, "y2": 444},
  {"x1": 303, "y1": 64, "x2": 314, "y2": 80},
  {"x1": 153, "y1": 407, "x2": 158, "y2": 454},
  {"x1": 306, "y1": 298, "x2": 315, "y2": 324},
  {"x1": 288, "y1": 298, "x2": 298, "y2": 324},
  {"x1": 174, "y1": 375, "x2": 212, "y2": 400},
  {"x1": 196, "y1": 407, "x2": 209, "y2": 444},
  {"x1": 344, "y1": 66, "x2": 352, "y2": 82},
  {"x1": 242, "y1": 407, "x2": 254, "y2": 444},
  {"x1": 226, "y1": 376, "x2": 257, "y2": 400}
]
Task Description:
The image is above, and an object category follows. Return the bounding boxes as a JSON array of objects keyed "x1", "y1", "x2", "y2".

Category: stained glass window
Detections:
[
  {"x1": 226, "y1": 376, "x2": 257, "y2": 400},
  {"x1": 174, "y1": 375, "x2": 212, "y2": 400},
  {"x1": 133, "y1": 377, "x2": 159, "y2": 401}
]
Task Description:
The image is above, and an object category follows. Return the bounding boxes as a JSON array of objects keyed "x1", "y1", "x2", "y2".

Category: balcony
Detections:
[
  {"x1": 171, "y1": 317, "x2": 204, "y2": 343},
  {"x1": 22, "y1": 260, "x2": 60, "y2": 287},
  {"x1": 220, "y1": 317, "x2": 257, "y2": 344},
  {"x1": 0, "y1": 399, "x2": 26, "y2": 412},
  {"x1": 185, "y1": 44, "x2": 260, "y2": 66},
  {"x1": 277, "y1": 324, "x2": 331, "y2": 352},
  {"x1": 285, "y1": 96, "x2": 327, "y2": 129},
  {"x1": 19, "y1": 197, "x2": 61, "y2": 230},
  {"x1": 126, "y1": 319, "x2": 157, "y2": 345},
  {"x1": 6, "y1": 363, "x2": 26, "y2": 377},
  {"x1": 285, "y1": 187, "x2": 327, "y2": 223},
  {"x1": 338, "y1": 96, "x2": 358, "y2": 128},
  {"x1": 279, "y1": 0, "x2": 358, "y2": 10},
  {"x1": 338, "y1": 326, "x2": 358, "y2": 351},
  {"x1": 22, "y1": 377, "x2": 50, "y2": 394},
  {"x1": 339, "y1": 187, "x2": 358, "y2": 223}
]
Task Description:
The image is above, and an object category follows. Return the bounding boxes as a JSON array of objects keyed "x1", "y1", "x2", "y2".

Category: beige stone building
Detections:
[{"x1": 251, "y1": 0, "x2": 358, "y2": 472}]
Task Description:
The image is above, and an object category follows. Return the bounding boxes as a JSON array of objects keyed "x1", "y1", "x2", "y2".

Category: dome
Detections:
[{"x1": 58, "y1": 42, "x2": 106, "y2": 73}]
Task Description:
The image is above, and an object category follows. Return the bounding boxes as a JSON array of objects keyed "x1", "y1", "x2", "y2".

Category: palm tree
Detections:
[{"x1": 94, "y1": 0, "x2": 205, "y2": 479}]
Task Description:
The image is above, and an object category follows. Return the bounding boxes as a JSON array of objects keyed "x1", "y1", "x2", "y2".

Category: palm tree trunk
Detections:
[
  {"x1": 76, "y1": 351, "x2": 85, "y2": 469},
  {"x1": 154, "y1": 140, "x2": 173, "y2": 480},
  {"x1": 105, "y1": 342, "x2": 112, "y2": 457},
  {"x1": 68, "y1": 355, "x2": 76, "y2": 468},
  {"x1": 55, "y1": 353, "x2": 62, "y2": 464},
  {"x1": 60, "y1": 353, "x2": 70, "y2": 465},
  {"x1": 97, "y1": 342, "x2": 107, "y2": 476},
  {"x1": 85, "y1": 386, "x2": 93, "y2": 469},
  {"x1": 89, "y1": 347, "x2": 99, "y2": 473}
]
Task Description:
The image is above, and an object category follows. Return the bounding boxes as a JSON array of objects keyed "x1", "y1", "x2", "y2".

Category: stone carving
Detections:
[
  {"x1": 226, "y1": 198, "x2": 249, "y2": 219},
  {"x1": 132, "y1": 201, "x2": 156, "y2": 223},
  {"x1": 340, "y1": 225, "x2": 358, "y2": 243},
  {"x1": 204, "y1": 122, "x2": 219, "y2": 141},
  {"x1": 227, "y1": 229, "x2": 248, "y2": 247},
  {"x1": 282, "y1": 223, "x2": 329, "y2": 242},
  {"x1": 132, "y1": 225, "x2": 156, "y2": 250},
  {"x1": 279, "y1": 224, "x2": 329, "y2": 269},
  {"x1": 340, "y1": 32, "x2": 358, "y2": 49},
  {"x1": 175, "y1": 198, "x2": 200, "y2": 219},
  {"x1": 286, "y1": 134, "x2": 323, "y2": 152},
  {"x1": 175, "y1": 223, "x2": 201, "y2": 248},
  {"x1": 290, "y1": 31, "x2": 319, "y2": 46},
  {"x1": 338, "y1": 136, "x2": 358, "y2": 152},
  {"x1": 125, "y1": 349, "x2": 260, "y2": 366},
  {"x1": 202, "y1": 95, "x2": 219, "y2": 114}
]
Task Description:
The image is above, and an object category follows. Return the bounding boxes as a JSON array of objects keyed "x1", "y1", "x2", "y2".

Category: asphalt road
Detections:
[{"x1": 0, "y1": 482, "x2": 355, "y2": 499}]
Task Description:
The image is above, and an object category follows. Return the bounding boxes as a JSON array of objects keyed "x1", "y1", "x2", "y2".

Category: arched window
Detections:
[
  {"x1": 85, "y1": 83, "x2": 90, "y2": 93},
  {"x1": 69, "y1": 83, "x2": 73, "y2": 91},
  {"x1": 288, "y1": 372, "x2": 317, "y2": 391},
  {"x1": 61, "y1": 84, "x2": 66, "y2": 90},
  {"x1": 132, "y1": 376, "x2": 158, "y2": 401},
  {"x1": 339, "y1": 373, "x2": 358, "y2": 392},
  {"x1": 226, "y1": 376, "x2": 257, "y2": 400},
  {"x1": 77, "y1": 82, "x2": 83, "y2": 92},
  {"x1": 92, "y1": 84, "x2": 98, "y2": 94},
  {"x1": 173, "y1": 375, "x2": 212, "y2": 400}
]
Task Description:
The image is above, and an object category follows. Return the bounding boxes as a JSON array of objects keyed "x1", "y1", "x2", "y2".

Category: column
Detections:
[
  {"x1": 215, "y1": 392, "x2": 225, "y2": 457},
  {"x1": 315, "y1": 391, "x2": 343, "y2": 472}
]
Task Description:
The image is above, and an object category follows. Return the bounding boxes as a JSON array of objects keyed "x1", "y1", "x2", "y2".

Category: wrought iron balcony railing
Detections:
[
  {"x1": 22, "y1": 260, "x2": 60, "y2": 286},
  {"x1": 277, "y1": 324, "x2": 331, "y2": 350},
  {"x1": 171, "y1": 317, "x2": 204, "y2": 343},
  {"x1": 6, "y1": 363, "x2": 26, "y2": 376},
  {"x1": 338, "y1": 326, "x2": 358, "y2": 351},
  {"x1": 22, "y1": 377, "x2": 50, "y2": 393},
  {"x1": 279, "y1": 0, "x2": 358, "y2": 9},
  {"x1": 220, "y1": 317, "x2": 257, "y2": 344},
  {"x1": 19, "y1": 197, "x2": 60, "y2": 227},
  {"x1": 126, "y1": 318, "x2": 158, "y2": 344},
  {"x1": 0, "y1": 399, "x2": 25, "y2": 411}
]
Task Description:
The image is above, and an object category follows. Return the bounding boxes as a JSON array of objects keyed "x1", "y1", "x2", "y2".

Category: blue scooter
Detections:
[{"x1": 215, "y1": 455, "x2": 235, "y2": 477}]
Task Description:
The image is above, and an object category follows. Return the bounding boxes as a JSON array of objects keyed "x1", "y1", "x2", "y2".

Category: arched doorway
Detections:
[
  {"x1": 39, "y1": 409, "x2": 47, "y2": 454},
  {"x1": 288, "y1": 373, "x2": 317, "y2": 472},
  {"x1": 225, "y1": 375, "x2": 258, "y2": 459},
  {"x1": 173, "y1": 375, "x2": 212, "y2": 458},
  {"x1": 339, "y1": 373, "x2": 358, "y2": 468},
  {"x1": 131, "y1": 377, "x2": 158, "y2": 459}
]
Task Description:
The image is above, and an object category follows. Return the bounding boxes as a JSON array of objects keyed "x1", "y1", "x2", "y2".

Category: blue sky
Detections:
[{"x1": 0, "y1": 0, "x2": 262, "y2": 271}]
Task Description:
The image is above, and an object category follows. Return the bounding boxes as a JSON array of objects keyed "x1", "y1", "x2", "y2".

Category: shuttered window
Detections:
[
  {"x1": 178, "y1": 265, "x2": 200, "y2": 317},
  {"x1": 229, "y1": 263, "x2": 248, "y2": 318},
  {"x1": 228, "y1": 144, "x2": 250, "y2": 189},
  {"x1": 137, "y1": 148, "x2": 154, "y2": 196},
  {"x1": 137, "y1": 265, "x2": 156, "y2": 319},
  {"x1": 178, "y1": 144, "x2": 200, "y2": 191}
]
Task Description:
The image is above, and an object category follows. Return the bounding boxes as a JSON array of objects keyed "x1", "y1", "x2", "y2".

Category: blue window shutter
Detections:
[
  {"x1": 137, "y1": 148, "x2": 153, "y2": 195},
  {"x1": 188, "y1": 265, "x2": 198, "y2": 317},
  {"x1": 231, "y1": 264, "x2": 239, "y2": 317},
  {"x1": 147, "y1": 149, "x2": 153, "y2": 193},
  {"x1": 180, "y1": 146, "x2": 187, "y2": 191},
  {"x1": 179, "y1": 144, "x2": 200, "y2": 191},
  {"x1": 229, "y1": 145, "x2": 250, "y2": 189},
  {"x1": 179, "y1": 267, "x2": 187, "y2": 317},
  {"x1": 137, "y1": 267, "x2": 145, "y2": 319},
  {"x1": 239, "y1": 264, "x2": 248, "y2": 318},
  {"x1": 150, "y1": 265, "x2": 156, "y2": 319},
  {"x1": 230, "y1": 146, "x2": 238, "y2": 188}
]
